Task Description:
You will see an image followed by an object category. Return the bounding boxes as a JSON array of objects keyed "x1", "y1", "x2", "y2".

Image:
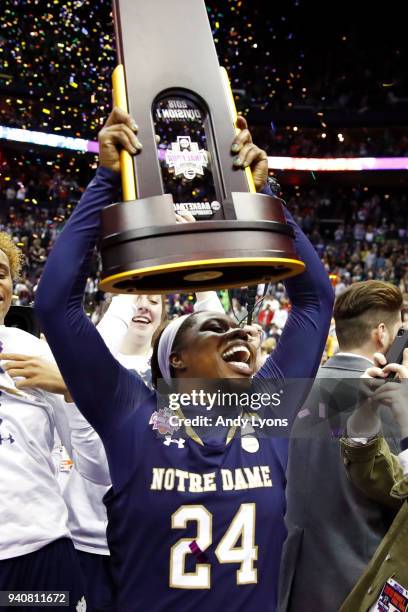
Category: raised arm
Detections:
[
  {"x1": 194, "y1": 291, "x2": 224, "y2": 313},
  {"x1": 35, "y1": 109, "x2": 151, "y2": 440},
  {"x1": 256, "y1": 199, "x2": 334, "y2": 381},
  {"x1": 228, "y1": 115, "x2": 333, "y2": 384},
  {"x1": 227, "y1": 115, "x2": 334, "y2": 382},
  {"x1": 251, "y1": 189, "x2": 334, "y2": 437},
  {"x1": 96, "y1": 294, "x2": 137, "y2": 354}
]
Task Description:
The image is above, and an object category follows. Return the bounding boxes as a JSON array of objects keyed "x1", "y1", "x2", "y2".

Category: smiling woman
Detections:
[
  {"x1": 35, "y1": 108, "x2": 334, "y2": 612},
  {"x1": 0, "y1": 232, "x2": 24, "y2": 325},
  {"x1": 151, "y1": 312, "x2": 256, "y2": 388},
  {"x1": 117, "y1": 294, "x2": 166, "y2": 357}
]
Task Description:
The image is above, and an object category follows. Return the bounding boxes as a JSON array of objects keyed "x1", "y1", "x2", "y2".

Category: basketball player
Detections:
[{"x1": 35, "y1": 108, "x2": 334, "y2": 611}]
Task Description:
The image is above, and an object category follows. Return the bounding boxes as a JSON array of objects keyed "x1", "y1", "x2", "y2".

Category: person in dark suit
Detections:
[{"x1": 278, "y1": 280, "x2": 403, "y2": 612}]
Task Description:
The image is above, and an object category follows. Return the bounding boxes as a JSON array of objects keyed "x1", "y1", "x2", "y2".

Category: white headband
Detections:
[{"x1": 157, "y1": 314, "x2": 191, "y2": 386}]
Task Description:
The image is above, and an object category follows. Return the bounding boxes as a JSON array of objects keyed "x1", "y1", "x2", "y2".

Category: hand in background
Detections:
[
  {"x1": 0, "y1": 353, "x2": 68, "y2": 396},
  {"x1": 364, "y1": 350, "x2": 408, "y2": 438}
]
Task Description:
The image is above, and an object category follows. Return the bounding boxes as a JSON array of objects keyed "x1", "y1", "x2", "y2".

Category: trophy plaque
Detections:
[{"x1": 99, "y1": 0, "x2": 305, "y2": 294}]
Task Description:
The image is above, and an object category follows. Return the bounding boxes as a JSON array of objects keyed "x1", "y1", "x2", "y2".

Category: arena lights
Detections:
[
  {"x1": 0, "y1": 125, "x2": 99, "y2": 153},
  {"x1": 267, "y1": 156, "x2": 408, "y2": 171},
  {"x1": 1, "y1": 125, "x2": 408, "y2": 171}
]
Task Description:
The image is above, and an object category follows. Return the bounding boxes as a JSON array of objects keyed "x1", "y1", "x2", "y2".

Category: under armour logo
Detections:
[
  {"x1": 0, "y1": 418, "x2": 14, "y2": 445},
  {"x1": 163, "y1": 436, "x2": 185, "y2": 449}
]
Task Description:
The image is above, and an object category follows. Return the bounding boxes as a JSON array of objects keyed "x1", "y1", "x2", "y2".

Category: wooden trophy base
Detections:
[{"x1": 99, "y1": 192, "x2": 305, "y2": 294}]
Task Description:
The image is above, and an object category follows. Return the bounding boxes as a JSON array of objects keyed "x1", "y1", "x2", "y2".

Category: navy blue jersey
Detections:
[
  {"x1": 36, "y1": 167, "x2": 334, "y2": 611},
  {"x1": 105, "y1": 398, "x2": 287, "y2": 611}
]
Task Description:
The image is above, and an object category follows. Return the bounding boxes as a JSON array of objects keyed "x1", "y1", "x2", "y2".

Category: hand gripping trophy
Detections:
[{"x1": 99, "y1": 0, "x2": 305, "y2": 294}]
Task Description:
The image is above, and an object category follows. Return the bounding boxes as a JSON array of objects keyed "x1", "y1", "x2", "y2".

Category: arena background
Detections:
[{"x1": 1, "y1": 0, "x2": 407, "y2": 359}]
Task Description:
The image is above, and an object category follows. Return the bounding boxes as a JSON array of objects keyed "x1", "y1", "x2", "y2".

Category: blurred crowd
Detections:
[
  {"x1": 2, "y1": 174, "x2": 407, "y2": 301},
  {"x1": 3, "y1": 95, "x2": 408, "y2": 160},
  {"x1": 0, "y1": 0, "x2": 406, "y2": 140},
  {"x1": 1, "y1": 157, "x2": 406, "y2": 367},
  {"x1": 1, "y1": 0, "x2": 407, "y2": 363},
  {"x1": 252, "y1": 126, "x2": 408, "y2": 158}
]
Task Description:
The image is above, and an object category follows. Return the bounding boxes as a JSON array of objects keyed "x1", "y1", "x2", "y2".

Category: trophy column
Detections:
[{"x1": 99, "y1": 0, "x2": 305, "y2": 294}]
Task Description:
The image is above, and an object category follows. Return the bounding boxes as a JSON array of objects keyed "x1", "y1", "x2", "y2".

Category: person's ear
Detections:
[
  {"x1": 373, "y1": 322, "x2": 387, "y2": 350},
  {"x1": 169, "y1": 352, "x2": 186, "y2": 373}
]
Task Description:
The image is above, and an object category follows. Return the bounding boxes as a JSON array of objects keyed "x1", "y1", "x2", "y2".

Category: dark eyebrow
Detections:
[{"x1": 200, "y1": 316, "x2": 238, "y2": 330}]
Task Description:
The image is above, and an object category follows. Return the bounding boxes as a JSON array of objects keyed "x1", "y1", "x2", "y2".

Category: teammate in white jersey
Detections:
[
  {"x1": 2, "y1": 287, "x2": 223, "y2": 611},
  {"x1": 0, "y1": 232, "x2": 86, "y2": 611}
]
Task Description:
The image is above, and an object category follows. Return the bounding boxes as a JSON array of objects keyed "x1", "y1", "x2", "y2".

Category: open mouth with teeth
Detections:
[
  {"x1": 221, "y1": 343, "x2": 253, "y2": 375},
  {"x1": 132, "y1": 316, "x2": 151, "y2": 325}
]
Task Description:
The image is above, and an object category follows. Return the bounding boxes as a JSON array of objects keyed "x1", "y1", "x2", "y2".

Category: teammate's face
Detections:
[
  {"x1": 0, "y1": 250, "x2": 13, "y2": 325},
  {"x1": 171, "y1": 312, "x2": 257, "y2": 379},
  {"x1": 130, "y1": 294, "x2": 162, "y2": 342}
]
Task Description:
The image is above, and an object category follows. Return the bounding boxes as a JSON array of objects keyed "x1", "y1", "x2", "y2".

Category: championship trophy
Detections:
[{"x1": 99, "y1": 0, "x2": 305, "y2": 294}]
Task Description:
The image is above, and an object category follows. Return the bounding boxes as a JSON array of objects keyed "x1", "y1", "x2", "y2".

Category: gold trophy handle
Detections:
[
  {"x1": 112, "y1": 64, "x2": 137, "y2": 201},
  {"x1": 220, "y1": 67, "x2": 256, "y2": 194}
]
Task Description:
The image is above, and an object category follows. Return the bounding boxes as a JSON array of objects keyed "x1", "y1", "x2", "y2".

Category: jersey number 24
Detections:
[{"x1": 170, "y1": 503, "x2": 257, "y2": 588}]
